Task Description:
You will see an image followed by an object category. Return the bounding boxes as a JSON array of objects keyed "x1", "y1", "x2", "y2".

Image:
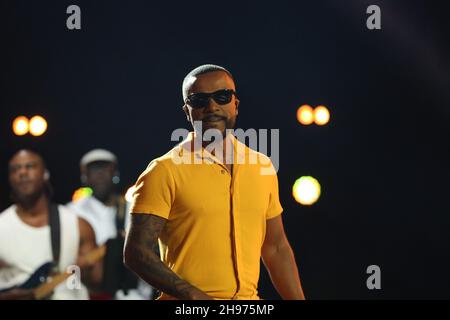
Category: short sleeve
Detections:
[
  {"x1": 265, "y1": 169, "x2": 284, "y2": 220},
  {"x1": 129, "y1": 160, "x2": 175, "y2": 219}
]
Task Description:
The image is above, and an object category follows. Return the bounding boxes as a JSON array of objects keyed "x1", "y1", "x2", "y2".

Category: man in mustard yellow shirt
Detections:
[{"x1": 124, "y1": 64, "x2": 305, "y2": 300}]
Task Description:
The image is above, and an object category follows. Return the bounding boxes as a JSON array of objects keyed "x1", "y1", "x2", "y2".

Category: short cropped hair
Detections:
[{"x1": 182, "y1": 64, "x2": 234, "y2": 101}]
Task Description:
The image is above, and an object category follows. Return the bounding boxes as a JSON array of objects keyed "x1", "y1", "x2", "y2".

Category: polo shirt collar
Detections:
[{"x1": 177, "y1": 131, "x2": 247, "y2": 166}]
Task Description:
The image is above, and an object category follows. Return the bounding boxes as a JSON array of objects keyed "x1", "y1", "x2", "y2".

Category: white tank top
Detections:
[
  {"x1": 0, "y1": 205, "x2": 89, "y2": 299},
  {"x1": 68, "y1": 196, "x2": 117, "y2": 246}
]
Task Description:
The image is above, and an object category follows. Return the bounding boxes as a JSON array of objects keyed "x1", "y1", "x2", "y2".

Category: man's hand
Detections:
[
  {"x1": 124, "y1": 213, "x2": 212, "y2": 300},
  {"x1": 189, "y1": 289, "x2": 214, "y2": 300},
  {"x1": 0, "y1": 288, "x2": 35, "y2": 300}
]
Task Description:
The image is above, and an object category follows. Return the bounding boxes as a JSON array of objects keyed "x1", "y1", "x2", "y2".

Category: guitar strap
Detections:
[
  {"x1": 115, "y1": 196, "x2": 126, "y2": 233},
  {"x1": 48, "y1": 203, "x2": 61, "y2": 272},
  {"x1": 101, "y1": 196, "x2": 138, "y2": 295}
]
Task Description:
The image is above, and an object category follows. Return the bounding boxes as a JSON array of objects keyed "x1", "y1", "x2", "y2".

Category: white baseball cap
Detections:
[{"x1": 80, "y1": 149, "x2": 118, "y2": 168}]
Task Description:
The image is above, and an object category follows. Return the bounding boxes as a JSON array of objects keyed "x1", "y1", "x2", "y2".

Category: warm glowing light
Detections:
[
  {"x1": 12, "y1": 116, "x2": 29, "y2": 136},
  {"x1": 125, "y1": 185, "x2": 136, "y2": 203},
  {"x1": 314, "y1": 106, "x2": 330, "y2": 125},
  {"x1": 72, "y1": 187, "x2": 93, "y2": 202},
  {"x1": 297, "y1": 105, "x2": 314, "y2": 125},
  {"x1": 292, "y1": 176, "x2": 321, "y2": 205},
  {"x1": 29, "y1": 115, "x2": 48, "y2": 136}
]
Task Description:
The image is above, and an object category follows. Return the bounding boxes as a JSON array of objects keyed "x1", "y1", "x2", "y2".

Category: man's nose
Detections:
[
  {"x1": 17, "y1": 166, "x2": 28, "y2": 178},
  {"x1": 203, "y1": 97, "x2": 220, "y2": 113},
  {"x1": 91, "y1": 170, "x2": 110, "y2": 181}
]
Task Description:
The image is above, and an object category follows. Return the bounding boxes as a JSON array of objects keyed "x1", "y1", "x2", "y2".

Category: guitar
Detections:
[{"x1": 0, "y1": 245, "x2": 106, "y2": 299}]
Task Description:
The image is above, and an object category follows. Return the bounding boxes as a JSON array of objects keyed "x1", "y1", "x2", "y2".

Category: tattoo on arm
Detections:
[{"x1": 124, "y1": 214, "x2": 202, "y2": 300}]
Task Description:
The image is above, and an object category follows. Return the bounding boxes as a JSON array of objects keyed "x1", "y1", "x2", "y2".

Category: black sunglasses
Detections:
[{"x1": 185, "y1": 89, "x2": 236, "y2": 109}]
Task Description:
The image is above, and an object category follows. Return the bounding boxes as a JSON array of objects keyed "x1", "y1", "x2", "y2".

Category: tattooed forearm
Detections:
[{"x1": 124, "y1": 214, "x2": 210, "y2": 300}]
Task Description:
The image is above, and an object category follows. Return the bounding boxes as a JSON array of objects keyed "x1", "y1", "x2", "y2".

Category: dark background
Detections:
[{"x1": 1, "y1": 0, "x2": 449, "y2": 299}]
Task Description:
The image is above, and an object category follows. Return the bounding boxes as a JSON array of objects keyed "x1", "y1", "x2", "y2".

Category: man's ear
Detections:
[
  {"x1": 182, "y1": 104, "x2": 191, "y2": 122},
  {"x1": 235, "y1": 98, "x2": 240, "y2": 116}
]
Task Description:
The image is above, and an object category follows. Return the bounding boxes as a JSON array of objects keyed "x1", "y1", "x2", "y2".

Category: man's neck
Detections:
[
  {"x1": 15, "y1": 193, "x2": 49, "y2": 227},
  {"x1": 200, "y1": 133, "x2": 234, "y2": 172},
  {"x1": 93, "y1": 193, "x2": 118, "y2": 207}
]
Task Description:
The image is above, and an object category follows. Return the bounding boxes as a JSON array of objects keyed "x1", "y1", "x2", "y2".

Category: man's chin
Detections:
[
  {"x1": 93, "y1": 188, "x2": 113, "y2": 202},
  {"x1": 13, "y1": 189, "x2": 43, "y2": 203},
  {"x1": 202, "y1": 125, "x2": 225, "y2": 137},
  {"x1": 196, "y1": 120, "x2": 235, "y2": 139}
]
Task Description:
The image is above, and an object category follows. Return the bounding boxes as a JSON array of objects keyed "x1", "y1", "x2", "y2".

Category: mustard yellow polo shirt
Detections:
[{"x1": 130, "y1": 132, "x2": 283, "y2": 300}]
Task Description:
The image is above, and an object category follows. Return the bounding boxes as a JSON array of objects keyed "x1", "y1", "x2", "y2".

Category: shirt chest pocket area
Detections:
[
  {"x1": 234, "y1": 173, "x2": 271, "y2": 220},
  {"x1": 174, "y1": 165, "x2": 233, "y2": 218}
]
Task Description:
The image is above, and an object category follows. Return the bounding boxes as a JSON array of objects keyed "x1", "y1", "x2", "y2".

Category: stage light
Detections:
[
  {"x1": 72, "y1": 187, "x2": 93, "y2": 202},
  {"x1": 12, "y1": 116, "x2": 29, "y2": 136},
  {"x1": 125, "y1": 185, "x2": 136, "y2": 202},
  {"x1": 292, "y1": 176, "x2": 321, "y2": 205},
  {"x1": 297, "y1": 105, "x2": 314, "y2": 125},
  {"x1": 314, "y1": 106, "x2": 330, "y2": 125},
  {"x1": 29, "y1": 115, "x2": 47, "y2": 136}
]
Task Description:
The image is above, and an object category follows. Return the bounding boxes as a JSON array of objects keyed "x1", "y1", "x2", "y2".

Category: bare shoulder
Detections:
[{"x1": 78, "y1": 217, "x2": 95, "y2": 241}]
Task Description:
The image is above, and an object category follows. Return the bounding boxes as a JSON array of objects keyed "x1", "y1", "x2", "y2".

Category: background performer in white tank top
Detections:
[{"x1": 0, "y1": 150, "x2": 102, "y2": 300}]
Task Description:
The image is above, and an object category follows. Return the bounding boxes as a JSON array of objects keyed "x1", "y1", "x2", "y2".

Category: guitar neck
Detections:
[
  {"x1": 33, "y1": 244, "x2": 106, "y2": 300},
  {"x1": 34, "y1": 272, "x2": 72, "y2": 300}
]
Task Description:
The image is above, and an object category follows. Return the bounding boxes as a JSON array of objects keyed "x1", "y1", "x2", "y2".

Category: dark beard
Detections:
[
  {"x1": 224, "y1": 117, "x2": 236, "y2": 136},
  {"x1": 11, "y1": 188, "x2": 46, "y2": 210}
]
